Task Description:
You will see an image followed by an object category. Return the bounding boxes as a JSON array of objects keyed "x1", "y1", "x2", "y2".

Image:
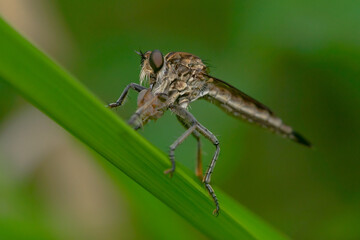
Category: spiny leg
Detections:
[
  {"x1": 195, "y1": 123, "x2": 220, "y2": 216},
  {"x1": 170, "y1": 106, "x2": 220, "y2": 216},
  {"x1": 108, "y1": 83, "x2": 146, "y2": 108},
  {"x1": 195, "y1": 137, "x2": 203, "y2": 180},
  {"x1": 164, "y1": 125, "x2": 197, "y2": 177},
  {"x1": 176, "y1": 115, "x2": 203, "y2": 180}
]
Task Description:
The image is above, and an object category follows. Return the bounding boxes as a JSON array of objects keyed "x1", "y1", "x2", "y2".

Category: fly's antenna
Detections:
[
  {"x1": 135, "y1": 50, "x2": 146, "y2": 65},
  {"x1": 135, "y1": 50, "x2": 146, "y2": 61}
]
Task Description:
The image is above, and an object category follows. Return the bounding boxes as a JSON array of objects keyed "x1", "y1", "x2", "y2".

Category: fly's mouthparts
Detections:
[{"x1": 128, "y1": 113, "x2": 142, "y2": 130}]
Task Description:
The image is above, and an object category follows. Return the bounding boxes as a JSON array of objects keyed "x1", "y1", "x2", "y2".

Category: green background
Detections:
[{"x1": 1, "y1": 0, "x2": 359, "y2": 239}]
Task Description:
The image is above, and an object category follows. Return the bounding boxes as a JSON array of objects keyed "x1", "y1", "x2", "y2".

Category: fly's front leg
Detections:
[
  {"x1": 108, "y1": 83, "x2": 146, "y2": 108},
  {"x1": 170, "y1": 106, "x2": 220, "y2": 216},
  {"x1": 176, "y1": 116, "x2": 203, "y2": 180}
]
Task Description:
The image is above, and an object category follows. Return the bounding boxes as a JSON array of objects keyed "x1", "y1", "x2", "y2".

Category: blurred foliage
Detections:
[
  {"x1": 0, "y1": 157, "x2": 56, "y2": 240},
  {"x1": 1, "y1": 0, "x2": 360, "y2": 239},
  {"x1": 0, "y1": 79, "x2": 15, "y2": 121}
]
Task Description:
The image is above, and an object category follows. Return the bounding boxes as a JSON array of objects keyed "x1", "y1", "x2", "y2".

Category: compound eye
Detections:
[{"x1": 149, "y1": 50, "x2": 164, "y2": 72}]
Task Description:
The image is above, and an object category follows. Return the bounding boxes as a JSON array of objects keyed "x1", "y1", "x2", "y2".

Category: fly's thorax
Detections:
[
  {"x1": 165, "y1": 54, "x2": 208, "y2": 104},
  {"x1": 152, "y1": 66, "x2": 206, "y2": 101},
  {"x1": 165, "y1": 52, "x2": 208, "y2": 72},
  {"x1": 138, "y1": 50, "x2": 208, "y2": 86}
]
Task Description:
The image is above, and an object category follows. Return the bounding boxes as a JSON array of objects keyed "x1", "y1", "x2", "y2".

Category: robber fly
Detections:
[{"x1": 108, "y1": 50, "x2": 311, "y2": 216}]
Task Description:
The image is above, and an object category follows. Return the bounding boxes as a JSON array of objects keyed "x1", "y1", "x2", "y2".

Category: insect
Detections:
[{"x1": 108, "y1": 50, "x2": 311, "y2": 216}]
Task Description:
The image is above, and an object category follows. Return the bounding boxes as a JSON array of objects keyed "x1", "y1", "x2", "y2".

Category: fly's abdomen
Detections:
[
  {"x1": 205, "y1": 83, "x2": 289, "y2": 133},
  {"x1": 204, "y1": 78, "x2": 311, "y2": 146}
]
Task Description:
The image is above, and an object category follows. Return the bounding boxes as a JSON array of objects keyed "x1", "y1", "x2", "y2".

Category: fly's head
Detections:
[{"x1": 136, "y1": 50, "x2": 165, "y2": 87}]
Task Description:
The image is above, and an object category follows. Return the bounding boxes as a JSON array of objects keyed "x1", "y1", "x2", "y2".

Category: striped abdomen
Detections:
[{"x1": 204, "y1": 77, "x2": 310, "y2": 146}]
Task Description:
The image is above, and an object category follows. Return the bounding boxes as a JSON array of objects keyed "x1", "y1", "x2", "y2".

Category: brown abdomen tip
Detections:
[{"x1": 291, "y1": 131, "x2": 312, "y2": 147}]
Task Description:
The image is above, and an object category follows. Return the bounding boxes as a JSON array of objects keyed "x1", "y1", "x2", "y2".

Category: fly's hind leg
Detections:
[
  {"x1": 196, "y1": 123, "x2": 220, "y2": 216},
  {"x1": 108, "y1": 83, "x2": 146, "y2": 108},
  {"x1": 176, "y1": 115, "x2": 203, "y2": 180},
  {"x1": 170, "y1": 106, "x2": 220, "y2": 216}
]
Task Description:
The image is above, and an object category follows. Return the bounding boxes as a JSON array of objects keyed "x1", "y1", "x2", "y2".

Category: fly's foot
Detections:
[
  {"x1": 108, "y1": 102, "x2": 120, "y2": 108},
  {"x1": 164, "y1": 149, "x2": 176, "y2": 177},
  {"x1": 163, "y1": 167, "x2": 175, "y2": 177},
  {"x1": 212, "y1": 206, "x2": 220, "y2": 217},
  {"x1": 204, "y1": 182, "x2": 220, "y2": 217}
]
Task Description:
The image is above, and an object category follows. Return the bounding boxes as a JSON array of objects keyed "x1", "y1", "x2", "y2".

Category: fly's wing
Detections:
[
  {"x1": 204, "y1": 76, "x2": 311, "y2": 146},
  {"x1": 206, "y1": 76, "x2": 274, "y2": 114}
]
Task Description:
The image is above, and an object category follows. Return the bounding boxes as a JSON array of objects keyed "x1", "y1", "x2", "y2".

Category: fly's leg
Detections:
[
  {"x1": 164, "y1": 125, "x2": 197, "y2": 177},
  {"x1": 108, "y1": 83, "x2": 146, "y2": 108},
  {"x1": 196, "y1": 123, "x2": 220, "y2": 216},
  {"x1": 176, "y1": 116, "x2": 203, "y2": 180},
  {"x1": 170, "y1": 106, "x2": 220, "y2": 216},
  {"x1": 195, "y1": 136, "x2": 203, "y2": 180}
]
